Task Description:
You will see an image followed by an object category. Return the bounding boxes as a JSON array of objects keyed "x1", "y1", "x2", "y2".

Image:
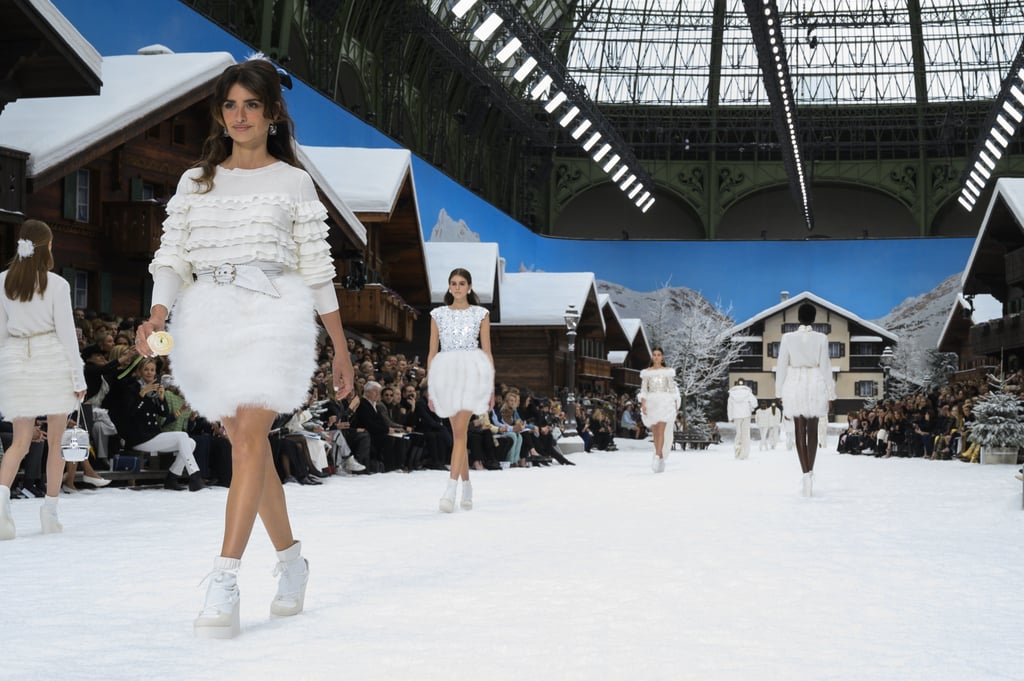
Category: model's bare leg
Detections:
[{"x1": 806, "y1": 417, "x2": 819, "y2": 472}]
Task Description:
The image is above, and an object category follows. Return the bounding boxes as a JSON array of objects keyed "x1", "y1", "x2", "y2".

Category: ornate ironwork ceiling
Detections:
[{"x1": 180, "y1": 0, "x2": 1024, "y2": 239}]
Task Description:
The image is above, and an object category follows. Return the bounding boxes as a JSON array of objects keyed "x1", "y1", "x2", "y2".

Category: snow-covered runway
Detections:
[{"x1": 3, "y1": 435, "x2": 1021, "y2": 681}]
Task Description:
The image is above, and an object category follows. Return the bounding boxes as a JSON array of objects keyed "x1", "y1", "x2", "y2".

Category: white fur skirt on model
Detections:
[
  {"x1": 641, "y1": 393, "x2": 677, "y2": 428},
  {"x1": 0, "y1": 332, "x2": 79, "y2": 418},
  {"x1": 167, "y1": 272, "x2": 318, "y2": 421},
  {"x1": 428, "y1": 348, "x2": 494, "y2": 418},
  {"x1": 780, "y1": 366, "x2": 830, "y2": 418}
]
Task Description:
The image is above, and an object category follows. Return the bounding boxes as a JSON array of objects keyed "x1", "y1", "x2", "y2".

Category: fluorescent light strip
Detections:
[
  {"x1": 1011, "y1": 84, "x2": 1024, "y2": 107},
  {"x1": 496, "y1": 38, "x2": 522, "y2": 63},
  {"x1": 620, "y1": 174, "x2": 636, "y2": 191},
  {"x1": 958, "y1": 196, "x2": 975, "y2": 211},
  {"x1": 473, "y1": 13, "x2": 503, "y2": 40},
  {"x1": 628, "y1": 184, "x2": 643, "y2": 199},
  {"x1": 582, "y1": 132, "x2": 601, "y2": 151},
  {"x1": 975, "y1": 162, "x2": 992, "y2": 180},
  {"x1": 965, "y1": 179, "x2": 981, "y2": 196},
  {"x1": 969, "y1": 170, "x2": 984, "y2": 187},
  {"x1": 991, "y1": 128, "x2": 1009, "y2": 147},
  {"x1": 636, "y1": 191, "x2": 651, "y2": 206},
  {"x1": 570, "y1": 119, "x2": 592, "y2": 139},
  {"x1": 996, "y1": 114, "x2": 1016, "y2": 136},
  {"x1": 980, "y1": 151, "x2": 996, "y2": 169},
  {"x1": 642, "y1": 197, "x2": 655, "y2": 213},
  {"x1": 985, "y1": 139, "x2": 1003, "y2": 159},
  {"x1": 513, "y1": 57, "x2": 537, "y2": 82},
  {"x1": 593, "y1": 143, "x2": 612, "y2": 162},
  {"x1": 611, "y1": 166, "x2": 628, "y2": 182},
  {"x1": 602, "y1": 154, "x2": 620, "y2": 173},
  {"x1": 1003, "y1": 100, "x2": 1023, "y2": 123},
  {"x1": 544, "y1": 92, "x2": 568, "y2": 114},
  {"x1": 452, "y1": 0, "x2": 478, "y2": 18},
  {"x1": 530, "y1": 76, "x2": 553, "y2": 100},
  {"x1": 559, "y1": 107, "x2": 580, "y2": 127}
]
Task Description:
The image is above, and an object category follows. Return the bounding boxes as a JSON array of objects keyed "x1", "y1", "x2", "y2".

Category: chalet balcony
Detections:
[
  {"x1": 849, "y1": 354, "x2": 884, "y2": 370},
  {"x1": 335, "y1": 283, "x2": 417, "y2": 342},
  {"x1": 730, "y1": 356, "x2": 764, "y2": 371},
  {"x1": 0, "y1": 147, "x2": 28, "y2": 223},
  {"x1": 970, "y1": 314, "x2": 1024, "y2": 357},
  {"x1": 577, "y1": 356, "x2": 611, "y2": 379},
  {"x1": 612, "y1": 366, "x2": 641, "y2": 388},
  {"x1": 105, "y1": 200, "x2": 163, "y2": 257}
]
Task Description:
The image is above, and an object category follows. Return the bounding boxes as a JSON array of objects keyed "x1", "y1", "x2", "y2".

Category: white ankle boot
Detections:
[
  {"x1": 460, "y1": 480, "x2": 473, "y2": 510},
  {"x1": 651, "y1": 454, "x2": 660, "y2": 473},
  {"x1": 194, "y1": 556, "x2": 241, "y2": 638},
  {"x1": 801, "y1": 471, "x2": 814, "y2": 497},
  {"x1": 439, "y1": 478, "x2": 457, "y2": 513},
  {"x1": 0, "y1": 485, "x2": 15, "y2": 540},
  {"x1": 271, "y1": 541, "x2": 309, "y2": 617},
  {"x1": 40, "y1": 496, "x2": 62, "y2": 534}
]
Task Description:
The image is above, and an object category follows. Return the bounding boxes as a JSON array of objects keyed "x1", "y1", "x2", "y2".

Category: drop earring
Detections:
[
  {"x1": 222, "y1": 127, "x2": 229, "y2": 137},
  {"x1": 269, "y1": 123, "x2": 278, "y2": 136}
]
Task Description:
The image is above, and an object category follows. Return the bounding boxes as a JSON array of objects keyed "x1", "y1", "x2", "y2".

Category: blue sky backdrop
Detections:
[{"x1": 53, "y1": 0, "x2": 976, "y2": 322}]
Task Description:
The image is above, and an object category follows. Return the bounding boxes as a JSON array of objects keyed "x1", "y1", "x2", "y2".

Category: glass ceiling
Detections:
[{"x1": 562, "y1": 0, "x2": 1024, "y2": 106}]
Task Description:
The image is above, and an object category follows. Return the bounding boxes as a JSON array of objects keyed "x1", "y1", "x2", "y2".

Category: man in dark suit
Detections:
[{"x1": 351, "y1": 381, "x2": 404, "y2": 472}]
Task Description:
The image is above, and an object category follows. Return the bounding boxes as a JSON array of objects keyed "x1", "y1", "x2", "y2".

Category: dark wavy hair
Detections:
[
  {"x1": 649, "y1": 346, "x2": 666, "y2": 368},
  {"x1": 194, "y1": 58, "x2": 298, "y2": 193},
  {"x1": 5, "y1": 219, "x2": 54, "y2": 302},
  {"x1": 443, "y1": 268, "x2": 480, "y2": 305}
]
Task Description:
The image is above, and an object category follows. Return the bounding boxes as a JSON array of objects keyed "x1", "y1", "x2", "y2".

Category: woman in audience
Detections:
[
  {"x1": 427, "y1": 267, "x2": 495, "y2": 512},
  {"x1": 136, "y1": 57, "x2": 355, "y2": 638},
  {"x1": 638, "y1": 346, "x2": 680, "y2": 473},
  {"x1": 775, "y1": 303, "x2": 835, "y2": 497},
  {"x1": 0, "y1": 219, "x2": 86, "y2": 539}
]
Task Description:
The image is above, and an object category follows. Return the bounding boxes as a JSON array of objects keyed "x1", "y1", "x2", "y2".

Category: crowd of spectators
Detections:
[{"x1": 835, "y1": 373, "x2": 1022, "y2": 463}]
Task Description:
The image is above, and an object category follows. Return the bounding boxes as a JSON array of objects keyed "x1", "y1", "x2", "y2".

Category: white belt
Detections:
[{"x1": 194, "y1": 263, "x2": 283, "y2": 298}]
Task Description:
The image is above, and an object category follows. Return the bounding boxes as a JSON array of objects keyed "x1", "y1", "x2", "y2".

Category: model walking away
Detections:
[
  {"x1": 427, "y1": 268, "x2": 495, "y2": 512},
  {"x1": 136, "y1": 57, "x2": 355, "y2": 638},
  {"x1": 775, "y1": 303, "x2": 835, "y2": 497},
  {"x1": 0, "y1": 220, "x2": 87, "y2": 539},
  {"x1": 638, "y1": 347, "x2": 680, "y2": 473}
]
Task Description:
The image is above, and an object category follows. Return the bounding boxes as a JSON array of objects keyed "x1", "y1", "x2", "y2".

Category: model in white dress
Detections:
[
  {"x1": 638, "y1": 348, "x2": 680, "y2": 473},
  {"x1": 427, "y1": 268, "x2": 495, "y2": 512},
  {"x1": 136, "y1": 58, "x2": 355, "y2": 638},
  {"x1": 0, "y1": 220, "x2": 86, "y2": 540},
  {"x1": 775, "y1": 303, "x2": 836, "y2": 496}
]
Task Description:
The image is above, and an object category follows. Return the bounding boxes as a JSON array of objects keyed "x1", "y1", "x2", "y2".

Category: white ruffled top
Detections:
[{"x1": 149, "y1": 162, "x2": 337, "y2": 313}]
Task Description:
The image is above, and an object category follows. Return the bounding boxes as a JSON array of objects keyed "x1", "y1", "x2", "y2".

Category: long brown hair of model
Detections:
[
  {"x1": 5, "y1": 219, "x2": 54, "y2": 302},
  {"x1": 443, "y1": 268, "x2": 480, "y2": 305}
]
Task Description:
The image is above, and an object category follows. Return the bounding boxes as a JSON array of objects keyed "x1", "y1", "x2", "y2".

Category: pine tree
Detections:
[{"x1": 968, "y1": 372, "x2": 1024, "y2": 448}]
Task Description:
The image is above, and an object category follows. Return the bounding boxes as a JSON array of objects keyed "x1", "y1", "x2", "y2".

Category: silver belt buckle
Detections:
[{"x1": 213, "y1": 264, "x2": 237, "y2": 284}]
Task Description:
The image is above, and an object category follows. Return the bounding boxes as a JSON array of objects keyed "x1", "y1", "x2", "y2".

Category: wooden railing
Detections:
[
  {"x1": 335, "y1": 283, "x2": 417, "y2": 342},
  {"x1": 970, "y1": 314, "x2": 1024, "y2": 357},
  {"x1": 577, "y1": 356, "x2": 611, "y2": 379},
  {"x1": 105, "y1": 201, "x2": 163, "y2": 257},
  {"x1": 612, "y1": 366, "x2": 641, "y2": 388}
]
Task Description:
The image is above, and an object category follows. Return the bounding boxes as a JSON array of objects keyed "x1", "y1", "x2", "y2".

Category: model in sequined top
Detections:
[
  {"x1": 638, "y1": 347, "x2": 680, "y2": 473},
  {"x1": 427, "y1": 268, "x2": 495, "y2": 513}
]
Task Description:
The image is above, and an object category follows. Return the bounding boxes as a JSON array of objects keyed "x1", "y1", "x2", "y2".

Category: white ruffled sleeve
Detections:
[
  {"x1": 638, "y1": 369, "x2": 649, "y2": 401},
  {"x1": 292, "y1": 171, "x2": 337, "y2": 288},
  {"x1": 149, "y1": 173, "x2": 196, "y2": 286}
]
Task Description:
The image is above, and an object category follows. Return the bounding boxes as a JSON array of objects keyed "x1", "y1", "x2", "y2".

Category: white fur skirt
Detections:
[
  {"x1": 167, "y1": 273, "x2": 318, "y2": 421},
  {"x1": 641, "y1": 393, "x2": 677, "y2": 428},
  {"x1": 780, "y1": 367, "x2": 830, "y2": 418},
  {"x1": 427, "y1": 348, "x2": 494, "y2": 418},
  {"x1": 0, "y1": 332, "x2": 79, "y2": 419}
]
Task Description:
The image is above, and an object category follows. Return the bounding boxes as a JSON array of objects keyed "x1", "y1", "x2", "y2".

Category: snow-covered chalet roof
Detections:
[
  {"x1": 0, "y1": 48, "x2": 234, "y2": 179},
  {"x1": 497, "y1": 272, "x2": 600, "y2": 328},
  {"x1": 294, "y1": 146, "x2": 369, "y2": 245},
  {"x1": 298, "y1": 145, "x2": 414, "y2": 216},
  {"x1": 726, "y1": 290, "x2": 898, "y2": 342}
]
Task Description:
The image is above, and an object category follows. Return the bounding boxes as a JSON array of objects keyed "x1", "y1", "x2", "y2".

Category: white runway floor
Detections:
[{"x1": 3, "y1": 434, "x2": 1022, "y2": 681}]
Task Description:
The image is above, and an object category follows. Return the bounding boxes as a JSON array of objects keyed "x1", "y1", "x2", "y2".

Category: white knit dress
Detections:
[
  {"x1": 638, "y1": 366, "x2": 680, "y2": 428},
  {"x1": 427, "y1": 305, "x2": 494, "y2": 418},
  {"x1": 149, "y1": 163, "x2": 336, "y2": 420},
  {"x1": 0, "y1": 272, "x2": 86, "y2": 419}
]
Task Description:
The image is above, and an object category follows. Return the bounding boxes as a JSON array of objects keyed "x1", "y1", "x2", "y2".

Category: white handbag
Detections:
[{"x1": 61, "y1": 404, "x2": 91, "y2": 462}]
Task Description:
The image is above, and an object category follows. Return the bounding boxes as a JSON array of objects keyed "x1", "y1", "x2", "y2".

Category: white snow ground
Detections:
[{"x1": 2, "y1": 433, "x2": 1022, "y2": 681}]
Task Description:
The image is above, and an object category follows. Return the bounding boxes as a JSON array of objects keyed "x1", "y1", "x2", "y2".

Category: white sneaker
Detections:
[
  {"x1": 194, "y1": 557, "x2": 241, "y2": 639},
  {"x1": 657, "y1": 456, "x2": 666, "y2": 474},
  {"x1": 40, "y1": 498, "x2": 62, "y2": 534},
  {"x1": 0, "y1": 486, "x2": 15, "y2": 541},
  {"x1": 82, "y1": 475, "x2": 111, "y2": 488},
  {"x1": 651, "y1": 455, "x2": 660, "y2": 473},
  {"x1": 271, "y1": 541, "x2": 309, "y2": 617},
  {"x1": 439, "y1": 478, "x2": 457, "y2": 513},
  {"x1": 342, "y1": 456, "x2": 366, "y2": 473},
  {"x1": 460, "y1": 480, "x2": 473, "y2": 511}
]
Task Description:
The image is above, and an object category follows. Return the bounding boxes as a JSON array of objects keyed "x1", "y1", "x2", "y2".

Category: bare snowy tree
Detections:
[
  {"x1": 644, "y1": 282, "x2": 746, "y2": 431},
  {"x1": 884, "y1": 340, "x2": 957, "y2": 398}
]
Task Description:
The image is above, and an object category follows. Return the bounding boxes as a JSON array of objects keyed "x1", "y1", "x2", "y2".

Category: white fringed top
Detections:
[{"x1": 149, "y1": 162, "x2": 338, "y2": 313}]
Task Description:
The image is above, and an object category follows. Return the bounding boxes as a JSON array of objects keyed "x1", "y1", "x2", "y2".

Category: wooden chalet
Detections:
[{"x1": 598, "y1": 293, "x2": 644, "y2": 393}]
